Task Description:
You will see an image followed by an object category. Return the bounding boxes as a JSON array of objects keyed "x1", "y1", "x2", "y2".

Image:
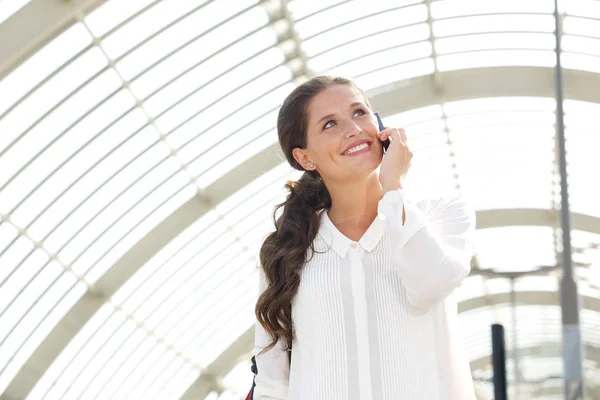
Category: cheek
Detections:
[{"x1": 360, "y1": 120, "x2": 379, "y2": 137}]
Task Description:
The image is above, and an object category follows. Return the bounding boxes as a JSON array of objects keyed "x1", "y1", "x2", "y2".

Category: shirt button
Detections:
[{"x1": 351, "y1": 241, "x2": 358, "y2": 249}]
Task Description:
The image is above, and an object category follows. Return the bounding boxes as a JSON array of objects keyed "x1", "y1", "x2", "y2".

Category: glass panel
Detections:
[
  {"x1": 195, "y1": 129, "x2": 279, "y2": 189},
  {"x1": 355, "y1": 58, "x2": 435, "y2": 91},
  {"x1": 431, "y1": 0, "x2": 554, "y2": 19},
  {"x1": 217, "y1": 163, "x2": 295, "y2": 216},
  {"x1": 384, "y1": 104, "x2": 444, "y2": 126},
  {"x1": 112, "y1": 211, "x2": 221, "y2": 306},
  {"x1": 183, "y1": 108, "x2": 278, "y2": 174},
  {"x1": 84, "y1": 0, "x2": 157, "y2": 37},
  {"x1": 166, "y1": 79, "x2": 288, "y2": 158},
  {"x1": 100, "y1": 0, "x2": 214, "y2": 59},
  {"x1": 150, "y1": 242, "x2": 248, "y2": 340},
  {"x1": 152, "y1": 50, "x2": 287, "y2": 134},
  {"x1": 81, "y1": 330, "x2": 154, "y2": 400},
  {"x1": 561, "y1": 52, "x2": 600, "y2": 73},
  {"x1": 287, "y1": 0, "x2": 348, "y2": 20},
  {"x1": 0, "y1": 235, "x2": 34, "y2": 288},
  {"x1": 326, "y1": 41, "x2": 432, "y2": 78},
  {"x1": 26, "y1": 303, "x2": 114, "y2": 400},
  {"x1": 563, "y1": 16, "x2": 600, "y2": 38},
  {"x1": 8, "y1": 90, "x2": 137, "y2": 228},
  {"x1": 0, "y1": 248, "x2": 47, "y2": 325},
  {"x1": 437, "y1": 49, "x2": 556, "y2": 71},
  {"x1": 308, "y1": 23, "x2": 430, "y2": 72},
  {"x1": 514, "y1": 275, "x2": 559, "y2": 292},
  {"x1": 71, "y1": 318, "x2": 139, "y2": 399},
  {"x1": 131, "y1": 223, "x2": 233, "y2": 325},
  {"x1": 9, "y1": 278, "x2": 86, "y2": 394},
  {"x1": 475, "y1": 227, "x2": 556, "y2": 271},
  {"x1": 130, "y1": 26, "x2": 277, "y2": 100},
  {"x1": 163, "y1": 261, "x2": 255, "y2": 353},
  {"x1": 0, "y1": 23, "x2": 93, "y2": 117},
  {"x1": 159, "y1": 363, "x2": 198, "y2": 400},
  {"x1": 84, "y1": 181, "x2": 197, "y2": 284},
  {"x1": 108, "y1": 338, "x2": 165, "y2": 399},
  {"x1": 65, "y1": 160, "x2": 187, "y2": 277},
  {"x1": 123, "y1": 351, "x2": 176, "y2": 400},
  {"x1": 0, "y1": 47, "x2": 109, "y2": 187},
  {"x1": 565, "y1": 0, "x2": 600, "y2": 19},
  {"x1": 0, "y1": 221, "x2": 19, "y2": 259},
  {"x1": 48, "y1": 134, "x2": 168, "y2": 260},
  {"x1": 116, "y1": 4, "x2": 268, "y2": 81},
  {"x1": 296, "y1": 2, "x2": 426, "y2": 42},
  {"x1": 444, "y1": 97, "x2": 556, "y2": 114},
  {"x1": 433, "y1": 14, "x2": 556, "y2": 37},
  {"x1": 562, "y1": 35, "x2": 600, "y2": 57},
  {"x1": 25, "y1": 108, "x2": 148, "y2": 243},
  {"x1": 435, "y1": 33, "x2": 555, "y2": 54},
  {"x1": 59, "y1": 310, "x2": 130, "y2": 398},
  {"x1": 0, "y1": 263, "x2": 74, "y2": 394}
]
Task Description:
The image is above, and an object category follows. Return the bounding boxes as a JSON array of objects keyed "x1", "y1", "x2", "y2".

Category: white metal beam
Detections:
[{"x1": 368, "y1": 66, "x2": 600, "y2": 114}]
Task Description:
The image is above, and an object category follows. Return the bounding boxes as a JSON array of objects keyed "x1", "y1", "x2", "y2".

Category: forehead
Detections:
[{"x1": 307, "y1": 84, "x2": 363, "y2": 120}]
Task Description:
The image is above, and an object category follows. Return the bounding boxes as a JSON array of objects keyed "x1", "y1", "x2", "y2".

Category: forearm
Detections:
[
  {"x1": 389, "y1": 225, "x2": 471, "y2": 308},
  {"x1": 378, "y1": 191, "x2": 474, "y2": 309}
]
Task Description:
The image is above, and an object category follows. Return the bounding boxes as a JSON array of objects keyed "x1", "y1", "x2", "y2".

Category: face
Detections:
[{"x1": 292, "y1": 84, "x2": 383, "y2": 182}]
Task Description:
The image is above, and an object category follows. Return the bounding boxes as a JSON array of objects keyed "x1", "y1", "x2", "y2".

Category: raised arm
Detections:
[
  {"x1": 377, "y1": 189, "x2": 476, "y2": 309},
  {"x1": 252, "y1": 269, "x2": 290, "y2": 399}
]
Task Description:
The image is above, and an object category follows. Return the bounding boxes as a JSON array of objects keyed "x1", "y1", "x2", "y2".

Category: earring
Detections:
[{"x1": 308, "y1": 163, "x2": 314, "y2": 168}]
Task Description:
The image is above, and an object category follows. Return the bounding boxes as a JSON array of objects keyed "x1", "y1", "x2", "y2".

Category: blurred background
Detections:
[{"x1": 0, "y1": 0, "x2": 599, "y2": 399}]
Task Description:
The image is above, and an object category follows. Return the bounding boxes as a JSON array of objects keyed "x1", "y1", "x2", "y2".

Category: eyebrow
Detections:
[{"x1": 316, "y1": 101, "x2": 364, "y2": 126}]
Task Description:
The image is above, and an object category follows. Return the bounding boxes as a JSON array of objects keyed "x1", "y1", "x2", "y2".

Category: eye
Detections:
[
  {"x1": 353, "y1": 109, "x2": 366, "y2": 117},
  {"x1": 323, "y1": 120, "x2": 336, "y2": 130}
]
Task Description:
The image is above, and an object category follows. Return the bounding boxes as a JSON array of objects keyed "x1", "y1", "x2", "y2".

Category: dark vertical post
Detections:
[{"x1": 491, "y1": 324, "x2": 507, "y2": 400}]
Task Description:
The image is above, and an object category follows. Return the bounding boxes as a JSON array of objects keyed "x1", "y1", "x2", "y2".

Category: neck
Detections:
[{"x1": 326, "y1": 172, "x2": 384, "y2": 227}]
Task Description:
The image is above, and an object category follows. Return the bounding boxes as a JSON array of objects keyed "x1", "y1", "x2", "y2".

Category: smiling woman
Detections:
[{"x1": 252, "y1": 76, "x2": 476, "y2": 400}]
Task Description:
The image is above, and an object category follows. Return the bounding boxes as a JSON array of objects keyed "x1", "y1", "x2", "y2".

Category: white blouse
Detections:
[{"x1": 253, "y1": 189, "x2": 476, "y2": 400}]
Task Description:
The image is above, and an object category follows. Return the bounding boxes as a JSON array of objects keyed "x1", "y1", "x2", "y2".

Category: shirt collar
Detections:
[{"x1": 318, "y1": 210, "x2": 384, "y2": 258}]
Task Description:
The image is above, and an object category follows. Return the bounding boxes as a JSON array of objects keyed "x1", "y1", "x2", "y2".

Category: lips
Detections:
[{"x1": 342, "y1": 139, "x2": 371, "y2": 155}]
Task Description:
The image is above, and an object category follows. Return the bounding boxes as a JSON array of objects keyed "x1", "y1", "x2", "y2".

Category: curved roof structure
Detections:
[{"x1": 0, "y1": 0, "x2": 599, "y2": 399}]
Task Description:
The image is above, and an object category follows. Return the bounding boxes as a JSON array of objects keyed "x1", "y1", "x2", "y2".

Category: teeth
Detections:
[{"x1": 344, "y1": 143, "x2": 369, "y2": 154}]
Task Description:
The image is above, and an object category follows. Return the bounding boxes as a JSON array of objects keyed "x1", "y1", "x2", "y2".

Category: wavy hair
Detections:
[{"x1": 255, "y1": 76, "x2": 372, "y2": 355}]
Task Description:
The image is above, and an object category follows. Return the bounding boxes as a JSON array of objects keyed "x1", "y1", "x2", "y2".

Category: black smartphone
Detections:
[{"x1": 374, "y1": 112, "x2": 390, "y2": 152}]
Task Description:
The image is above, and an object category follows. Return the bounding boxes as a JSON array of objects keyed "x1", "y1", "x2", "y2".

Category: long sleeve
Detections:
[
  {"x1": 252, "y1": 269, "x2": 290, "y2": 399},
  {"x1": 377, "y1": 189, "x2": 475, "y2": 309}
]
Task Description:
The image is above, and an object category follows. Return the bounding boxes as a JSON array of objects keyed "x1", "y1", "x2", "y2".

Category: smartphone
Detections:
[{"x1": 374, "y1": 112, "x2": 390, "y2": 152}]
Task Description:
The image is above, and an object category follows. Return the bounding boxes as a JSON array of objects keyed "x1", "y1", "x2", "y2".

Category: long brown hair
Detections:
[{"x1": 255, "y1": 76, "x2": 372, "y2": 355}]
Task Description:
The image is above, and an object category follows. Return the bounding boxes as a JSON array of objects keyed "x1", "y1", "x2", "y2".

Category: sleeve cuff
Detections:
[{"x1": 377, "y1": 189, "x2": 428, "y2": 249}]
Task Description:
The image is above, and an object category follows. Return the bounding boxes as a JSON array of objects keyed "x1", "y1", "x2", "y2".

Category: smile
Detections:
[{"x1": 343, "y1": 142, "x2": 371, "y2": 156}]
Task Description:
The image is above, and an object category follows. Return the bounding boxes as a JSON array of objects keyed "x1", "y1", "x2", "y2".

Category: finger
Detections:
[
  {"x1": 400, "y1": 129, "x2": 407, "y2": 143},
  {"x1": 387, "y1": 128, "x2": 405, "y2": 145},
  {"x1": 378, "y1": 128, "x2": 392, "y2": 141}
]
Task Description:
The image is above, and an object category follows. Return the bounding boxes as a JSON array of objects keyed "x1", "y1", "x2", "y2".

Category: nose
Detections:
[{"x1": 343, "y1": 119, "x2": 361, "y2": 139}]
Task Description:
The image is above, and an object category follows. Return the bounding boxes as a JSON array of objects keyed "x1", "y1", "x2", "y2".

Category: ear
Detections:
[{"x1": 292, "y1": 147, "x2": 313, "y2": 170}]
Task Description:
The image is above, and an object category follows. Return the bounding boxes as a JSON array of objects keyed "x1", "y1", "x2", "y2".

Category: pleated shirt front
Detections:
[{"x1": 253, "y1": 189, "x2": 477, "y2": 400}]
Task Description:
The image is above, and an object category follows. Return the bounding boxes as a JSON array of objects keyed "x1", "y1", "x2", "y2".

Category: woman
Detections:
[{"x1": 253, "y1": 76, "x2": 476, "y2": 399}]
